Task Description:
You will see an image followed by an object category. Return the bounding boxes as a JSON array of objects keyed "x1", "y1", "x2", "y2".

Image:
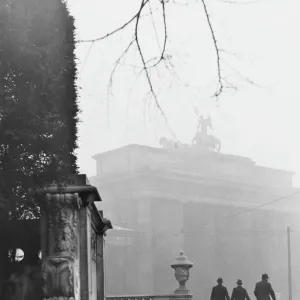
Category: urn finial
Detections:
[{"x1": 171, "y1": 251, "x2": 193, "y2": 295}]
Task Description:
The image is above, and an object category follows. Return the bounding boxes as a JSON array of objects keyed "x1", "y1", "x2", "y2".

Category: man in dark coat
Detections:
[
  {"x1": 211, "y1": 278, "x2": 230, "y2": 300},
  {"x1": 254, "y1": 274, "x2": 276, "y2": 300},
  {"x1": 231, "y1": 279, "x2": 251, "y2": 300}
]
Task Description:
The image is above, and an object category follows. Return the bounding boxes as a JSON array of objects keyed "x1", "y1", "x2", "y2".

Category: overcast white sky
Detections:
[{"x1": 67, "y1": 0, "x2": 300, "y2": 184}]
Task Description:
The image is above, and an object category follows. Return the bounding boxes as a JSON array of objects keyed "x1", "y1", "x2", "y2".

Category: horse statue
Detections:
[
  {"x1": 192, "y1": 132, "x2": 221, "y2": 152},
  {"x1": 159, "y1": 137, "x2": 189, "y2": 150},
  {"x1": 191, "y1": 111, "x2": 221, "y2": 153},
  {"x1": 159, "y1": 137, "x2": 177, "y2": 149}
]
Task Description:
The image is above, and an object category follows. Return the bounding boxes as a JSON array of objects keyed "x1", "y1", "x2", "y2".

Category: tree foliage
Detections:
[{"x1": 0, "y1": 0, "x2": 79, "y2": 220}]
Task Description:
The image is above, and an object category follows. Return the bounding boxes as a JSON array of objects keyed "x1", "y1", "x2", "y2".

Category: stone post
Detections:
[
  {"x1": 40, "y1": 192, "x2": 81, "y2": 300},
  {"x1": 37, "y1": 174, "x2": 100, "y2": 300},
  {"x1": 171, "y1": 251, "x2": 193, "y2": 295}
]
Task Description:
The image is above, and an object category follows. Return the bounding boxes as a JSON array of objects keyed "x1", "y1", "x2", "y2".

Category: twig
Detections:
[
  {"x1": 135, "y1": 0, "x2": 176, "y2": 139},
  {"x1": 200, "y1": 0, "x2": 224, "y2": 98},
  {"x1": 219, "y1": 48, "x2": 249, "y2": 62},
  {"x1": 79, "y1": 41, "x2": 95, "y2": 74},
  {"x1": 222, "y1": 59, "x2": 270, "y2": 89},
  {"x1": 135, "y1": 1, "x2": 158, "y2": 107},
  {"x1": 108, "y1": 38, "x2": 135, "y2": 97},
  {"x1": 76, "y1": 0, "x2": 150, "y2": 44},
  {"x1": 148, "y1": 0, "x2": 161, "y2": 49},
  {"x1": 148, "y1": 0, "x2": 168, "y2": 68}
]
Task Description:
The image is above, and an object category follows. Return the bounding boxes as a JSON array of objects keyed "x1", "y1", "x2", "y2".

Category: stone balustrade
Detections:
[
  {"x1": 107, "y1": 294, "x2": 192, "y2": 300},
  {"x1": 107, "y1": 251, "x2": 193, "y2": 300}
]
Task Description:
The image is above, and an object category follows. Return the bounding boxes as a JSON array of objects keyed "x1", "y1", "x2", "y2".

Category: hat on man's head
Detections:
[
  {"x1": 262, "y1": 274, "x2": 269, "y2": 280},
  {"x1": 217, "y1": 277, "x2": 223, "y2": 283},
  {"x1": 237, "y1": 279, "x2": 242, "y2": 285}
]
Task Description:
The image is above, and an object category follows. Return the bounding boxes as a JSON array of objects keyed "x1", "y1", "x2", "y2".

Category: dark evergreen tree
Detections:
[{"x1": 0, "y1": 0, "x2": 79, "y2": 220}]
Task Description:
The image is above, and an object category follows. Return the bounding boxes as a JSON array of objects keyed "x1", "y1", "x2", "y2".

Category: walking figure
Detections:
[
  {"x1": 211, "y1": 278, "x2": 230, "y2": 300},
  {"x1": 231, "y1": 279, "x2": 251, "y2": 300},
  {"x1": 254, "y1": 274, "x2": 276, "y2": 300}
]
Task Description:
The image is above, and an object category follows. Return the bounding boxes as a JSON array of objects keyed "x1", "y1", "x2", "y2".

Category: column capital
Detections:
[
  {"x1": 44, "y1": 192, "x2": 82, "y2": 211},
  {"x1": 35, "y1": 174, "x2": 102, "y2": 207}
]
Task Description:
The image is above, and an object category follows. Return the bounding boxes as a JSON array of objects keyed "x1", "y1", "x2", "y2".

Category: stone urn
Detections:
[{"x1": 171, "y1": 251, "x2": 193, "y2": 295}]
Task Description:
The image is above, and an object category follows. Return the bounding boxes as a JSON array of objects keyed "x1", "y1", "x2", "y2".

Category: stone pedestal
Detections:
[
  {"x1": 41, "y1": 193, "x2": 81, "y2": 300},
  {"x1": 37, "y1": 174, "x2": 112, "y2": 300}
]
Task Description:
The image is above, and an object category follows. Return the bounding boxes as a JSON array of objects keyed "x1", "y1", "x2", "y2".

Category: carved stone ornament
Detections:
[
  {"x1": 91, "y1": 230, "x2": 97, "y2": 261},
  {"x1": 42, "y1": 256, "x2": 79, "y2": 300},
  {"x1": 175, "y1": 267, "x2": 190, "y2": 285},
  {"x1": 171, "y1": 251, "x2": 193, "y2": 295},
  {"x1": 46, "y1": 193, "x2": 82, "y2": 256}
]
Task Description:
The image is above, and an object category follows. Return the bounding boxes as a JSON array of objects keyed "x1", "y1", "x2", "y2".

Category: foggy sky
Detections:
[{"x1": 66, "y1": 0, "x2": 300, "y2": 184}]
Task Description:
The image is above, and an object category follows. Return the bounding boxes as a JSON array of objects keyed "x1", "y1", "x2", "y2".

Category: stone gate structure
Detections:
[{"x1": 90, "y1": 144, "x2": 300, "y2": 300}]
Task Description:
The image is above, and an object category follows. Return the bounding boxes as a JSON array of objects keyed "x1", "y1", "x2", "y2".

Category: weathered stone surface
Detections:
[
  {"x1": 41, "y1": 193, "x2": 81, "y2": 300},
  {"x1": 46, "y1": 193, "x2": 81, "y2": 256},
  {"x1": 171, "y1": 252, "x2": 193, "y2": 295},
  {"x1": 39, "y1": 175, "x2": 111, "y2": 300},
  {"x1": 42, "y1": 256, "x2": 79, "y2": 300}
]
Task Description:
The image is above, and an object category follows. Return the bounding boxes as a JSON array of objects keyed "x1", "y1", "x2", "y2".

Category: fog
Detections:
[{"x1": 66, "y1": 1, "x2": 300, "y2": 300}]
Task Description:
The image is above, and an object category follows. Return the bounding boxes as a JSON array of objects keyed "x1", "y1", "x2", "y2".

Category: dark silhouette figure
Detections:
[
  {"x1": 254, "y1": 274, "x2": 276, "y2": 300},
  {"x1": 211, "y1": 278, "x2": 230, "y2": 300},
  {"x1": 231, "y1": 279, "x2": 251, "y2": 300}
]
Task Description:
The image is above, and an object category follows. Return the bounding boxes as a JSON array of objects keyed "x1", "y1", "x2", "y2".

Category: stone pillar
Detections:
[
  {"x1": 37, "y1": 175, "x2": 112, "y2": 300},
  {"x1": 40, "y1": 191, "x2": 82, "y2": 300}
]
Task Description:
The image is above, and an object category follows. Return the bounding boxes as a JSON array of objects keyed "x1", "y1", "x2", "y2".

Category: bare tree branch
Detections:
[
  {"x1": 147, "y1": 2, "x2": 188, "y2": 92},
  {"x1": 200, "y1": 0, "x2": 224, "y2": 98},
  {"x1": 76, "y1": 0, "x2": 259, "y2": 141},
  {"x1": 134, "y1": 0, "x2": 176, "y2": 139},
  {"x1": 75, "y1": 0, "x2": 178, "y2": 138},
  {"x1": 108, "y1": 38, "x2": 135, "y2": 97},
  {"x1": 149, "y1": 0, "x2": 162, "y2": 48},
  {"x1": 79, "y1": 41, "x2": 95, "y2": 74},
  {"x1": 148, "y1": 0, "x2": 168, "y2": 68},
  {"x1": 219, "y1": 48, "x2": 251, "y2": 62},
  {"x1": 222, "y1": 59, "x2": 273, "y2": 89},
  {"x1": 76, "y1": 1, "x2": 149, "y2": 44}
]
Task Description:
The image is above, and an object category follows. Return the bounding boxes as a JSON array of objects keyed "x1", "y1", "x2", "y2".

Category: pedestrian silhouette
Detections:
[
  {"x1": 254, "y1": 274, "x2": 276, "y2": 300},
  {"x1": 231, "y1": 279, "x2": 251, "y2": 300},
  {"x1": 211, "y1": 278, "x2": 230, "y2": 300}
]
